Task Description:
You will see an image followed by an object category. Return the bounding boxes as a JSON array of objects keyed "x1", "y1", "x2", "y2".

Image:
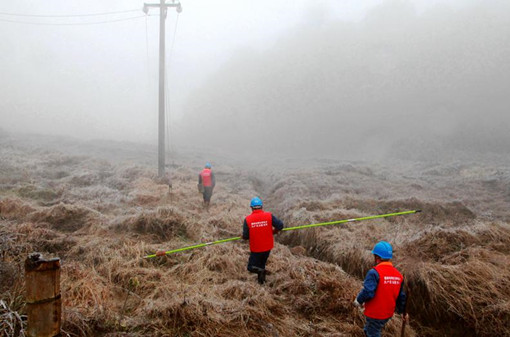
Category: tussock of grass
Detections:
[
  {"x1": 30, "y1": 203, "x2": 101, "y2": 232},
  {"x1": 279, "y1": 200, "x2": 510, "y2": 336},
  {"x1": 117, "y1": 207, "x2": 188, "y2": 241},
  {"x1": 1, "y1": 136, "x2": 509, "y2": 336},
  {"x1": 17, "y1": 184, "x2": 61, "y2": 202},
  {"x1": 0, "y1": 198, "x2": 36, "y2": 220},
  {"x1": 266, "y1": 163, "x2": 510, "y2": 337},
  {"x1": 398, "y1": 223, "x2": 510, "y2": 336}
]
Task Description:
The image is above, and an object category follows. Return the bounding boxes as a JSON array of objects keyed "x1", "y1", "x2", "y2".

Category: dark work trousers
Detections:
[
  {"x1": 203, "y1": 186, "x2": 213, "y2": 202},
  {"x1": 247, "y1": 250, "x2": 271, "y2": 272},
  {"x1": 364, "y1": 317, "x2": 390, "y2": 337}
]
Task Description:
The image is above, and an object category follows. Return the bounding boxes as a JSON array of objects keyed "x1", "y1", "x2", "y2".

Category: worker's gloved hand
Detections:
[
  {"x1": 353, "y1": 299, "x2": 364, "y2": 312},
  {"x1": 402, "y1": 313, "x2": 409, "y2": 322},
  {"x1": 272, "y1": 229, "x2": 280, "y2": 235},
  {"x1": 155, "y1": 250, "x2": 166, "y2": 257}
]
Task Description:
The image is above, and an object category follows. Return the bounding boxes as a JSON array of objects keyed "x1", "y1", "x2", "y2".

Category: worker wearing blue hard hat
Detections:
[
  {"x1": 242, "y1": 197, "x2": 284, "y2": 284},
  {"x1": 198, "y1": 163, "x2": 215, "y2": 210},
  {"x1": 354, "y1": 241, "x2": 408, "y2": 337}
]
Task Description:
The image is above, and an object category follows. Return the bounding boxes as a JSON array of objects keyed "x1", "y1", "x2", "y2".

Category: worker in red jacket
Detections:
[
  {"x1": 354, "y1": 241, "x2": 408, "y2": 337},
  {"x1": 242, "y1": 197, "x2": 284, "y2": 284},
  {"x1": 198, "y1": 162, "x2": 215, "y2": 209}
]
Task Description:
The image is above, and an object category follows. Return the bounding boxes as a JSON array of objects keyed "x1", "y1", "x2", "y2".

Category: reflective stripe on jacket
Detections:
[
  {"x1": 246, "y1": 209, "x2": 274, "y2": 253},
  {"x1": 364, "y1": 262, "x2": 403, "y2": 320}
]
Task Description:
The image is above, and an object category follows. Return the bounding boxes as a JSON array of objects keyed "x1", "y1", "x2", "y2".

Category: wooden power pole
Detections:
[{"x1": 143, "y1": 0, "x2": 182, "y2": 178}]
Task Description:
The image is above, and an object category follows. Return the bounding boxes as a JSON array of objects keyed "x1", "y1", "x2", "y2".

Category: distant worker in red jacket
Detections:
[
  {"x1": 198, "y1": 162, "x2": 215, "y2": 209},
  {"x1": 242, "y1": 197, "x2": 284, "y2": 284},
  {"x1": 354, "y1": 241, "x2": 408, "y2": 337}
]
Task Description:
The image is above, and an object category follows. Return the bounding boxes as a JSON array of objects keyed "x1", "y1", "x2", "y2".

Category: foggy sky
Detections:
[
  {"x1": 179, "y1": 0, "x2": 510, "y2": 160},
  {"x1": 1, "y1": 0, "x2": 383, "y2": 140},
  {"x1": 1, "y1": 0, "x2": 509, "y2": 161}
]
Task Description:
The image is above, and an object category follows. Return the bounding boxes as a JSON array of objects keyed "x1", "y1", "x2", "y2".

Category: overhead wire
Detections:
[
  {"x1": 0, "y1": 15, "x2": 146, "y2": 26},
  {"x1": 2, "y1": 5, "x2": 176, "y2": 166},
  {"x1": 145, "y1": 15, "x2": 151, "y2": 82},
  {"x1": 165, "y1": 12, "x2": 180, "y2": 164},
  {"x1": 145, "y1": 14, "x2": 154, "y2": 118},
  {"x1": 0, "y1": 9, "x2": 140, "y2": 17}
]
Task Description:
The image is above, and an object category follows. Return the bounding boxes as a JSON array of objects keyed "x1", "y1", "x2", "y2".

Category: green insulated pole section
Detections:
[
  {"x1": 144, "y1": 237, "x2": 241, "y2": 259},
  {"x1": 144, "y1": 210, "x2": 421, "y2": 258},
  {"x1": 282, "y1": 210, "x2": 421, "y2": 231}
]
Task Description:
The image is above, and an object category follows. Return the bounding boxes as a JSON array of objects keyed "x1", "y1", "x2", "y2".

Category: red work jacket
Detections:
[
  {"x1": 246, "y1": 209, "x2": 274, "y2": 253},
  {"x1": 364, "y1": 262, "x2": 404, "y2": 320},
  {"x1": 200, "y1": 168, "x2": 213, "y2": 187}
]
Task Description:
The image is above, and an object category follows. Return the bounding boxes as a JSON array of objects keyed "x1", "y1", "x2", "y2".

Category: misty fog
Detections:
[
  {"x1": 179, "y1": 1, "x2": 510, "y2": 161},
  {"x1": 2, "y1": 3, "x2": 510, "y2": 336},
  {"x1": 1, "y1": 0, "x2": 510, "y2": 162}
]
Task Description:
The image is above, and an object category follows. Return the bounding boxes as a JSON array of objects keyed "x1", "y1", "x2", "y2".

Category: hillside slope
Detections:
[{"x1": 1, "y1": 134, "x2": 509, "y2": 336}]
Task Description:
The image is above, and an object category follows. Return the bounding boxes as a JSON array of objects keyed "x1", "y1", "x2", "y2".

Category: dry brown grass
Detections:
[
  {"x1": 271, "y1": 176, "x2": 510, "y2": 336},
  {"x1": 117, "y1": 207, "x2": 189, "y2": 242},
  {"x1": 0, "y1": 198, "x2": 36, "y2": 220},
  {"x1": 0, "y1": 299, "x2": 26, "y2": 337},
  {"x1": 399, "y1": 223, "x2": 510, "y2": 336},
  {"x1": 1, "y1": 136, "x2": 509, "y2": 336},
  {"x1": 30, "y1": 203, "x2": 102, "y2": 232}
]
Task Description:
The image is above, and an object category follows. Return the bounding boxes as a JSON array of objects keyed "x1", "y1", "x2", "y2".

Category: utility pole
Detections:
[{"x1": 143, "y1": 0, "x2": 182, "y2": 178}]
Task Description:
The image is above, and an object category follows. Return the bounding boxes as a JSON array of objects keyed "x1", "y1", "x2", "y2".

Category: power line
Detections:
[
  {"x1": 0, "y1": 9, "x2": 139, "y2": 18},
  {"x1": 145, "y1": 15, "x2": 151, "y2": 82},
  {"x1": 0, "y1": 15, "x2": 146, "y2": 26},
  {"x1": 165, "y1": 12, "x2": 180, "y2": 158},
  {"x1": 169, "y1": 13, "x2": 180, "y2": 59}
]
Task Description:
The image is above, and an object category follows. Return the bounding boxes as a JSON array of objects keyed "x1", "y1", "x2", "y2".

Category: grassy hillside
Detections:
[{"x1": 1, "y1": 133, "x2": 509, "y2": 336}]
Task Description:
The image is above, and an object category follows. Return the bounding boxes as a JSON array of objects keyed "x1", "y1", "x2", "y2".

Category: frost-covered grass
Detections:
[{"x1": 1, "y1": 133, "x2": 509, "y2": 336}]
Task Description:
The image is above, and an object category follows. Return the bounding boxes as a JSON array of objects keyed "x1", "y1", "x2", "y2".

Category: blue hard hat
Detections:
[
  {"x1": 371, "y1": 241, "x2": 393, "y2": 259},
  {"x1": 250, "y1": 197, "x2": 263, "y2": 208},
  {"x1": 205, "y1": 162, "x2": 212, "y2": 168}
]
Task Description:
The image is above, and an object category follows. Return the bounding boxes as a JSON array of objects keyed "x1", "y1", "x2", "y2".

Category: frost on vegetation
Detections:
[
  {"x1": 119, "y1": 165, "x2": 151, "y2": 180},
  {"x1": 63, "y1": 185, "x2": 124, "y2": 207},
  {"x1": 1, "y1": 136, "x2": 510, "y2": 336},
  {"x1": 117, "y1": 207, "x2": 188, "y2": 241},
  {"x1": 0, "y1": 198, "x2": 36, "y2": 220},
  {"x1": 128, "y1": 177, "x2": 169, "y2": 205},
  {"x1": 30, "y1": 203, "x2": 101, "y2": 232},
  {"x1": 42, "y1": 154, "x2": 85, "y2": 169},
  {"x1": 0, "y1": 300, "x2": 25, "y2": 337},
  {"x1": 16, "y1": 184, "x2": 61, "y2": 202}
]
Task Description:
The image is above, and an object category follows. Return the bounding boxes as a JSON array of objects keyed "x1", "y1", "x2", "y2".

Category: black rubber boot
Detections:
[{"x1": 257, "y1": 269, "x2": 266, "y2": 284}]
